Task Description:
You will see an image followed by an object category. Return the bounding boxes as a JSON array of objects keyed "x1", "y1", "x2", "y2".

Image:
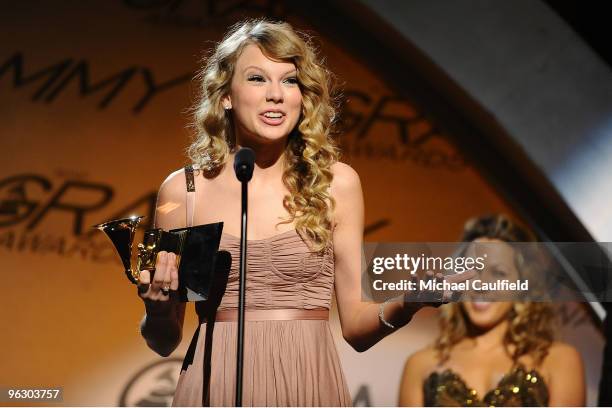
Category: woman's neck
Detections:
[
  {"x1": 231, "y1": 138, "x2": 287, "y2": 184},
  {"x1": 463, "y1": 318, "x2": 509, "y2": 352}
]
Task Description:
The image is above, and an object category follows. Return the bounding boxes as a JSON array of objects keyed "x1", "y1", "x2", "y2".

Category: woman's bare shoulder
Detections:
[
  {"x1": 329, "y1": 162, "x2": 363, "y2": 230},
  {"x1": 156, "y1": 168, "x2": 189, "y2": 199},
  {"x1": 155, "y1": 168, "x2": 189, "y2": 224},
  {"x1": 542, "y1": 341, "x2": 583, "y2": 369},
  {"x1": 331, "y1": 161, "x2": 360, "y2": 181},
  {"x1": 403, "y1": 346, "x2": 439, "y2": 376},
  {"x1": 330, "y1": 162, "x2": 361, "y2": 196}
]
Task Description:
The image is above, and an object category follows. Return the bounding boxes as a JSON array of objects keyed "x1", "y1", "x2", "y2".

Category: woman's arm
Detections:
[
  {"x1": 332, "y1": 163, "x2": 419, "y2": 352},
  {"x1": 139, "y1": 169, "x2": 188, "y2": 357},
  {"x1": 545, "y1": 342, "x2": 585, "y2": 406}
]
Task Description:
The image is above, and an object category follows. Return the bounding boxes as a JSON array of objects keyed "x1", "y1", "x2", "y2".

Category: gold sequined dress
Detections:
[{"x1": 423, "y1": 364, "x2": 549, "y2": 406}]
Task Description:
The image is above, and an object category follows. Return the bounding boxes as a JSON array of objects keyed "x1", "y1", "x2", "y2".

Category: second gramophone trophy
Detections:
[{"x1": 95, "y1": 216, "x2": 225, "y2": 302}]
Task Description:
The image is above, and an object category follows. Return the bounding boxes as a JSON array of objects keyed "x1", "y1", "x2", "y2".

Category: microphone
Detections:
[
  {"x1": 232, "y1": 146, "x2": 255, "y2": 405},
  {"x1": 233, "y1": 147, "x2": 255, "y2": 182}
]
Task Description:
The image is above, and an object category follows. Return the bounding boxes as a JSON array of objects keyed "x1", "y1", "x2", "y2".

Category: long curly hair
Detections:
[
  {"x1": 435, "y1": 214, "x2": 555, "y2": 365},
  {"x1": 187, "y1": 19, "x2": 339, "y2": 252}
]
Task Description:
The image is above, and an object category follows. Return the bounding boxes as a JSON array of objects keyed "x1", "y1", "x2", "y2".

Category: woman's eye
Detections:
[
  {"x1": 284, "y1": 77, "x2": 299, "y2": 85},
  {"x1": 247, "y1": 75, "x2": 264, "y2": 82}
]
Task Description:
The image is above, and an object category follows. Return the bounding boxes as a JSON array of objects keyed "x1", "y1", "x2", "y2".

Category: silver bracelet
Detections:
[{"x1": 378, "y1": 298, "x2": 396, "y2": 329}]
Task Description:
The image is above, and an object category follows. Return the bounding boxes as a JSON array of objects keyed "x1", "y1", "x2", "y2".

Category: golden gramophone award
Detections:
[{"x1": 94, "y1": 215, "x2": 225, "y2": 302}]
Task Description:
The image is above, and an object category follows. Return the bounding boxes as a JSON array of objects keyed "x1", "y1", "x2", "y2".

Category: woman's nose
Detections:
[{"x1": 265, "y1": 81, "x2": 284, "y2": 103}]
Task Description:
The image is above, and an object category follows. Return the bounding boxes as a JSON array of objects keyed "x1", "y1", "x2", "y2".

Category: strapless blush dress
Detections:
[{"x1": 171, "y1": 229, "x2": 352, "y2": 406}]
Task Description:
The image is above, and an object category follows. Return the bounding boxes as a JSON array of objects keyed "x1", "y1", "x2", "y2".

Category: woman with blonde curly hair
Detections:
[
  {"x1": 135, "y1": 19, "x2": 453, "y2": 406},
  {"x1": 399, "y1": 215, "x2": 585, "y2": 406}
]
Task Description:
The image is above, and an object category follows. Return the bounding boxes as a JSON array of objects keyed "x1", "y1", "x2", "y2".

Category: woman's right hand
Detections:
[
  {"x1": 137, "y1": 250, "x2": 185, "y2": 357},
  {"x1": 137, "y1": 251, "x2": 179, "y2": 309}
]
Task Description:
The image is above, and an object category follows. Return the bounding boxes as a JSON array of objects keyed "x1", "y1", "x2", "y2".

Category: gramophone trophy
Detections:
[{"x1": 94, "y1": 216, "x2": 225, "y2": 302}]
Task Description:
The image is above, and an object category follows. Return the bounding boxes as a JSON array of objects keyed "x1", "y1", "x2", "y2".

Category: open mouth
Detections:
[
  {"x1": 470, "y1": 301, "x2": 492, "y2": 311},
  {"x1": 259, "y1": 111, "x2": 286, "y2": 126}
]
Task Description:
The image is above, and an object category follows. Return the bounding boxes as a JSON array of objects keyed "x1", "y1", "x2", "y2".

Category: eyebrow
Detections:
[{"x1": 243, "y1": 65, "x2": 297, "y2": 76}]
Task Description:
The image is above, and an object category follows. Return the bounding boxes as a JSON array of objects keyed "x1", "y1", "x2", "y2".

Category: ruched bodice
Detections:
[
  {"x1": 214, "y1": 230, "x2": 335, "y2": 311},
  {"x1": 172, "y1": 229, "x2": 351, "y2": 407}
]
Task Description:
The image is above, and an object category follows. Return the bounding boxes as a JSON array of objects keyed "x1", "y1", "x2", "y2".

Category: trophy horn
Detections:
[{"x1": 95, "y1": 215, "x2": 144, "y2": 284}]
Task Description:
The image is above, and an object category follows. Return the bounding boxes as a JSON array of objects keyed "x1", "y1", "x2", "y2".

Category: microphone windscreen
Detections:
[{"x1": 233, "y1": 147, "x2": 256, "y2": 182}]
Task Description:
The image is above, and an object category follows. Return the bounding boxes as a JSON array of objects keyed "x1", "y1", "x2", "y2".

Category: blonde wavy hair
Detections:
[
  {"x1": 187, "y1": 19, "x2": 338, "y2": 251},
  {"x1": 435, "y1": 214, "x2": 555, "y2": 365}
]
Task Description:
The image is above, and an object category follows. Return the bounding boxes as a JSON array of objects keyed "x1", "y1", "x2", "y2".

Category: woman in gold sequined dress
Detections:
[{"x1": 399, "y1": 215, "x2": 585, "y2": 406}]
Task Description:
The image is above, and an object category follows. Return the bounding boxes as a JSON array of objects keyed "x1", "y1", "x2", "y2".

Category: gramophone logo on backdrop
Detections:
[
  {"x1": 119, "y1": 358, "x2": 183, "y2": 407},
  {"x1": 0, "y1": 171, "x2": 156, "y2": 264}
]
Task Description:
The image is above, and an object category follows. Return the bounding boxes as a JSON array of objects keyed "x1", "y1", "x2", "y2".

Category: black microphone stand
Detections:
[
  {"x1": 236, "y1": 178, "x2": 247, "y2": 406},
  {"x1": 233, "y1": 148, "x2": 255, "y2": 407}
]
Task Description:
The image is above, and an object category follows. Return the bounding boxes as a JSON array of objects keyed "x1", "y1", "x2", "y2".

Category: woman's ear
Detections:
[{"x1": 221, "y1": 95, "x2": 232, "y2": 110}]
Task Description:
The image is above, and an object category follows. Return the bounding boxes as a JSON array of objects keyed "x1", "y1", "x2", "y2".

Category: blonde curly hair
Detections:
[
  {"x1": 188, "y1": 19, "x2": 338, "y2": 251},
  {"x1": 435, "y1": 214, "x2": 555, "y2": 365}
]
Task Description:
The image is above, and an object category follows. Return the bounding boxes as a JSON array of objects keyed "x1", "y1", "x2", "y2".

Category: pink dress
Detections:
[{"x1": 171, "y1": 229, "x2": 352, "y2": 406}]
